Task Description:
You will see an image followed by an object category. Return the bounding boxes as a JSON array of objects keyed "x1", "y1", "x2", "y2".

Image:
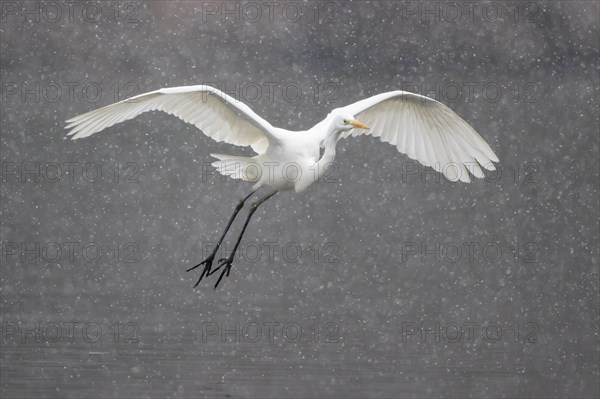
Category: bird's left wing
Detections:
[
  {"x1": 335, "y1": 91, "x2": 499, "y2": 182},
  {"x1": 65, "y1": 85, "x2": 275, "y2": 153}
]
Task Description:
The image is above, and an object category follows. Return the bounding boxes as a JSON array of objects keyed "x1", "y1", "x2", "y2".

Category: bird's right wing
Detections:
[
  {"x1": 65, "y1": 85, "x2": 275, "y2": 153},
  {"x1": 336, "y1": 91, "x2": 499, "y2": 182}
]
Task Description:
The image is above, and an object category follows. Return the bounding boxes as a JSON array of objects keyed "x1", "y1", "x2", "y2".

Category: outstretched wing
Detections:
[
  {"x1": 65, "y1": 85, "x2": 275, "y2": 153},
  {"x1": 335, "y1": 91, "x2": 499, "y2": 182}
]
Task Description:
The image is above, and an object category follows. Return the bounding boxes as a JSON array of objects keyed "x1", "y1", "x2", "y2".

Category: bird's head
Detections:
[{"x1": 331, "y1": 113, "x2": 369, "y2": 134}]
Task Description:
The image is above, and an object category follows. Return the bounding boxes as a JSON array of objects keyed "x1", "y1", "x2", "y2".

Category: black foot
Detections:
[
  {"x1": 187, "y1": 253, "x2": 216, "y2": 288},
  {"x1": 212, "y1": 257, "x2": 234, "y2": 289}
]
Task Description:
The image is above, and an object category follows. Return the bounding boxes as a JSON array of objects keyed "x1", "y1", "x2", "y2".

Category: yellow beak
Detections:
[{"x1": 351, "y1": 120, "x2": 369, "y2": 130}]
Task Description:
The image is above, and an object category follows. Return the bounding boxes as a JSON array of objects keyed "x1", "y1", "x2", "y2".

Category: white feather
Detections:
[{"x1": 335, "y1": 91, "x2": 499, "y2": 181}]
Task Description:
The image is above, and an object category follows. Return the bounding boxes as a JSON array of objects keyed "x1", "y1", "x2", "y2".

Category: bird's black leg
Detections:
[
  {"x1": 211, "y1": 190, "x2": 278, "y2": 289},
  {"x1": 187, "y1": 188, "x2": 258, "y2": 288}
]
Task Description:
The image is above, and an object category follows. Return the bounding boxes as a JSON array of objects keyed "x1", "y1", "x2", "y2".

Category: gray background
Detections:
[{"x1": 1, "y1": 1, "x2": 598, "y2": 398}]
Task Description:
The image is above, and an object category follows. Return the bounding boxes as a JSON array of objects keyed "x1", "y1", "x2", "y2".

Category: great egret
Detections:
[{"x1": 65, "y1": 85, "x2": 498, "y2": 288}]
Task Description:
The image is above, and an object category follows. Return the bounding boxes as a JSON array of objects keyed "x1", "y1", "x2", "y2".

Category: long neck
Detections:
[{"x1": 315, "y1": 124, "x2": 341, "y2": 181}]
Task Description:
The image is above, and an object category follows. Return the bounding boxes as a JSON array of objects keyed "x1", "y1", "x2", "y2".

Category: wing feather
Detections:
[
  {"x1": 336, "y1": 91, "x2": 498, "y2": 182},
  {"x1": 65, "y1": 85, "x2": 277, "y2": 154}
]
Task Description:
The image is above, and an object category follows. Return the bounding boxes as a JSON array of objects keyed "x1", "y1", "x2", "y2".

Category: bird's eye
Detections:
[{"x1": 343, "y1": 119, "x2": 348, "y2": 124}]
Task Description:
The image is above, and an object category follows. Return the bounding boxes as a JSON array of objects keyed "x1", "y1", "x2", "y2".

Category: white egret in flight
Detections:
[{"x1": 65, "y1": 85, "x2": 498, "y2": 288}]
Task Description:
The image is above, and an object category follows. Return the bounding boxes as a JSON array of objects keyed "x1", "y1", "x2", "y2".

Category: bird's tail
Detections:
[{"x1": 210, "y1": 154, "x2": 261, "y2": 182}]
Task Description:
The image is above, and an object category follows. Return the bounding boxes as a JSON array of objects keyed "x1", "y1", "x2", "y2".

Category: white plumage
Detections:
[
  {"x1": 65, "y1": 85, "x2": 498, "y2": 185},
  {"x1": 336, "y1": 91, "x2": 498, "y2": 182},
  {"x1": 66, "y1": 85, "x2": 272, "y2": 153}
]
